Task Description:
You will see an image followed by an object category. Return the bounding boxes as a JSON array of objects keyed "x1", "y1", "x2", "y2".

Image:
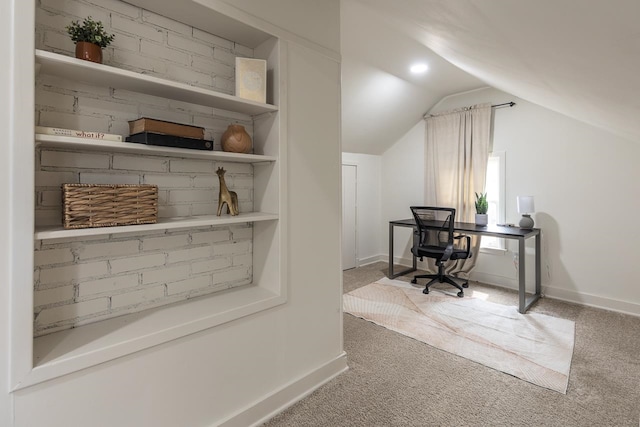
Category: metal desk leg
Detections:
[
  {"x1": 535, "y1": 233, "x2": 542, "y2": 296},
  {"x1": 518, "y1": 237, "x2": 526, "y2": 313},
  {"x1": 519, "y1": 233, "x2": 542, "y2": 314},
  {"x1": 388, "y1": 223, "x2": 417, "y2": 279},
  {"x1": 388, "y1": 223, "x2": 394, "y2": 278}
]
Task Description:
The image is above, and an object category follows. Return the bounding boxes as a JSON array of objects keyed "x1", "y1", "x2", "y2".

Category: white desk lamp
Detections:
[{"x1": 517, "y1": 196, "x2": 535, "y2": 229}]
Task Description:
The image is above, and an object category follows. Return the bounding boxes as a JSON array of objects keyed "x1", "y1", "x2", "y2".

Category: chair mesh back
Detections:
[{"x1": 410, "y1": 207, "x2": 456, "y2": 248}]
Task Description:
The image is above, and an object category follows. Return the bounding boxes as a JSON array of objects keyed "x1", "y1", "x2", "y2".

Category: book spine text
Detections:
[{"x1": 36, "y1": 126, "x2": 122, "y2": 142}]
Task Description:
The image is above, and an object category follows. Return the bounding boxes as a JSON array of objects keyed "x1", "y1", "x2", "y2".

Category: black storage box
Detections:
[{"x1": 126, "y1": 132, "x2": 214, "y2": 151}]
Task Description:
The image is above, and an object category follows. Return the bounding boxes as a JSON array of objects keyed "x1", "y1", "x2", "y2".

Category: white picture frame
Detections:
[{"x1": 235, "y1": 57, "x2": 267, "y2": 103}]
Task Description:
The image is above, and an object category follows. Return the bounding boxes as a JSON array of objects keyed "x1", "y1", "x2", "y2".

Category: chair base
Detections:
[{"x1": 411, "y1": 263, "x2": 468, "y2": 298}]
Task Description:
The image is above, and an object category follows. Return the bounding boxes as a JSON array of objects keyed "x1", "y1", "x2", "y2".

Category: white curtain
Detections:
[{"x1": 424, "y1": 103, "x2": 492, "y2": 277}]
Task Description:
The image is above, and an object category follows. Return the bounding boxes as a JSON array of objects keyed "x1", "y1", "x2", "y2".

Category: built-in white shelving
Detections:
[
  {"x1": 34, "y1": 50, "x2": 280, "y2": 241},
  {"x1": 35, "y1": 212, "x2": 278, "y2": 240},
  {"x1": 15, "y1": 10, "x2": 285, "y2": 391},
  {"x1": 35, "y1": 49, "x2": 279, "y2": 116},
  {"x1": 35, "y1": 134, "x2": 278, "y2": 163}
]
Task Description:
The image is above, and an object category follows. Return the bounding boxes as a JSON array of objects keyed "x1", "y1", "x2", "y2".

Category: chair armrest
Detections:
[
  {"x1": 411, "y1": 228, "x2": 422, "y2": 257},
  {"x1": 453, "y1": 233, "x2": 471, "y2": 251}
]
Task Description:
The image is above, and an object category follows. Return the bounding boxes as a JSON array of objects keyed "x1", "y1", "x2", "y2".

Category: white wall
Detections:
[
  {"x1": 0, "y1": 0, "x2": 25, "y2": 423},
  {"x1": 220, "y1": 0, "x2": 340, "y2": 54},
  {"x1": 1, "y1": 1, "x2": 343, "y2": 426},
  {"x1": 342, "y1": 152, "x2": 381, "y2": 265},
  {"x1": 380, "y1": 122, "x2": 425, "y2": 266},
  {"x1": 382, "y1": 87, "x2": 640, "y2": 316}
]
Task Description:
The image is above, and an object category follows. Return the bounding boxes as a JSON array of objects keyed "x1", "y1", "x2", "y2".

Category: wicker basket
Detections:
[{"x1": 62, "y1": 184, "x2": 158, "y2": 229}]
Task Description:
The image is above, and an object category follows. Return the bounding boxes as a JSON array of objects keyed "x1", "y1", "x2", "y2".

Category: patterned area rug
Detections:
[{"x1": 343, "y1": 277, "x2": 575, "y2": 394}]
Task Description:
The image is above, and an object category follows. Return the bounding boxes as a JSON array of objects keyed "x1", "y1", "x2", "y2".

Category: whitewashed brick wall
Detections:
[
  {"x1": 35, "y1": 151, "x2": 254, "y2": 224},
  {"x1": 34, "y1": 224, "x2": 253, "y2": 336},
  {"x1": 33, "y1": 0, "x2": 259, "y2": 336},
  {"x1": 35, "y1": 0, "x2": 254, "y2": 146}
]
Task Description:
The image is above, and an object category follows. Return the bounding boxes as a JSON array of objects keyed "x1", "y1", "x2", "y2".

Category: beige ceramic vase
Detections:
[{"x1": 221, "y1": 124, "x2": 252, "y2": 153}]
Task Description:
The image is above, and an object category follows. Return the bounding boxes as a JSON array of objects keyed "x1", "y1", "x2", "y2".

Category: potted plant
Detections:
[
  {"x1": 475, "y1": 192, "x2": 489, "y2": 226},
  {"x1": 66, "y1": 16, "x2": 115, "y2": 64}
]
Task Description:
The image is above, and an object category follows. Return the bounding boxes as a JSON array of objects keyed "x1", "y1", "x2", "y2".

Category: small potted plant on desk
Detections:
[
  {"x1": 475, "y1": 192, "x2": 489, "y2": 226},
  {"x1": 66, "y1": 16, "x2": 115, "y2": 64}
]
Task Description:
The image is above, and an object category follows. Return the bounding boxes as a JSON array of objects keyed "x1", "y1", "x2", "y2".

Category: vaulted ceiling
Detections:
[{"x1": 341, "y1": 0, "x2": 640, "y2": 154}]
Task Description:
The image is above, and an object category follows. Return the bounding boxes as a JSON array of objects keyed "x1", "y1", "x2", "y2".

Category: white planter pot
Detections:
[{"x1": 475, "y1": 213, "x2": 488, "y2": 226}]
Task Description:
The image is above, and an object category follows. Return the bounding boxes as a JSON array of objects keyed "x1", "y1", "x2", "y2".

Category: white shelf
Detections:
[
  {"x1": 20, "y1": 282, "x2": 286, "y2": 389},
  {"x1": 15, "y1": 26, "x2": 285, "y2": 390},
  {"x1": 35, "y1": 212, "x2": 278, "y2": 240},
  {"x1": 35, "y1": 134, "x2": 277, "y2": 163},
  {"x1": 35, "y1": 49, "x2": 278, "y2": 116}
]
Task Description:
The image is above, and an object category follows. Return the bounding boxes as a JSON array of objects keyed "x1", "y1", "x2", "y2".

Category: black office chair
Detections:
[{"x1": 409, "y1": 206, "x2": 472, "y2": 297}]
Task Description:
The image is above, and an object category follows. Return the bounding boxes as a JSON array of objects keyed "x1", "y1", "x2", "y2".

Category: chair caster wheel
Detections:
[
  {"x1": 411, "y1": 279, "x2": 417, "y2": 284},
  {"x1": 457, "y1": 291, "x2": 464, "y2": 298},
  {"x1": 462, "y1": 282, "x2": 469, "y2": 288},
  {"x1": 423, "y1": 288, "x2": 429, "y2": 294}
]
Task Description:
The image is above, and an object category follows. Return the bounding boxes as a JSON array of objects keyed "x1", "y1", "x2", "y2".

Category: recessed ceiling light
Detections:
[{"x1": 410, "y1": 63, "x2": 429, "y2": 74}]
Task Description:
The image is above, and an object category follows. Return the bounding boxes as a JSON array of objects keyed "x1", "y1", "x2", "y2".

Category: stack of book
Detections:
[{"x1": 126, "y1": 118, "x2": 213, "y2": 151}]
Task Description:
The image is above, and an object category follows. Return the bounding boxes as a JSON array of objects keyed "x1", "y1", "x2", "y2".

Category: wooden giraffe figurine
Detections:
[{"x1": 216, "y1": 167, "x2": 239, "y2": 216}]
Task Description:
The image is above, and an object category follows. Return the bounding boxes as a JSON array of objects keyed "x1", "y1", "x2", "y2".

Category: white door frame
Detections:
[{"x1": 342, "y1": 163, "x2": 358, "y2": 270}]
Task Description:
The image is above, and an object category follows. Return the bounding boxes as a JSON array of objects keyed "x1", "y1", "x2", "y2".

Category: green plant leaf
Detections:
[
  {"x1": 66, "y1": 16, "x2": 115, "y2": 48},
  {"x1": 475, "y1": 192, "x2": 488, "y2": 214}
]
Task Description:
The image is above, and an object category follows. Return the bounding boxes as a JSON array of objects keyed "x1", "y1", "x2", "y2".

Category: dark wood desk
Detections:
[{"x1": 388, "y1": 218, "x2": 541, "y2": 314}]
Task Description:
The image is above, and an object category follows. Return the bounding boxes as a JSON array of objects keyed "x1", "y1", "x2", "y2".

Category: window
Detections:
[{"x1": 481, "y1": 151, "x2": 506, "y2": 251}]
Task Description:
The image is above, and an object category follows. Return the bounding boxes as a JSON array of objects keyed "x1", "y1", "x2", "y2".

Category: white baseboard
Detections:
[
  {"x1": 357, "y1": 254, "x2": 384, "y2": 267},
  {"x1": 393, "y1": 259, "x2": 640, "y2": 317},
  {"x1": 381, "y1": 254, "x2": 414, "y2": 268},
  {"x1": 542, "y1": 286, "x2": 640, "y2": 317},
  {"x1": 470, "y1": 272, "x2": 640, "y2": 317},
  {"x1": 218, "y1": 352, "x2": 349, "y2": 427}
]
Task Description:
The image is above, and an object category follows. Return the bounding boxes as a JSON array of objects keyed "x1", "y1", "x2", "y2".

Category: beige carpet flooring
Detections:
[
  {"x1": 344, "y1": 277, "x2": 575, "y2": 394},
  {"x1": 263, "y1": 262, "x2": 640, "y2": 426}
]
